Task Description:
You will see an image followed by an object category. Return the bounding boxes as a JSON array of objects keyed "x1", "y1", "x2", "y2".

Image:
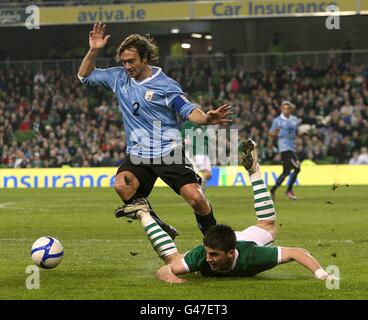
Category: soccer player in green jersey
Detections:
[
  {"x1": 118, "y1": 139, "x2": 335, "y2": 283},
  {"x1": 181, "y1": 120, "x2": 212, "y2": 191}
]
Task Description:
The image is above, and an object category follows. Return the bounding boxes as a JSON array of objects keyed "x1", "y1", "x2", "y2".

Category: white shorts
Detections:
[
  {"x1": 235, "y1": 226, "x2": 282, "y2": 263},
  {"x1": 235, "y1": 226, "x2": 273, "y2": 247},
  {"x1": 192, "y1": 154, "x2": 211, "y2": 172}
]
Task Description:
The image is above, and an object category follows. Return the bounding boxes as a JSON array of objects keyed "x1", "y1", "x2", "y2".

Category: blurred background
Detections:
[{"x1": 0, "y1": 0, "x2": 367, "y2": 169}]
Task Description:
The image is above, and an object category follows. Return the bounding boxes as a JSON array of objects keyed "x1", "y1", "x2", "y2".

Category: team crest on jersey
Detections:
[{"x1": 145, "y1": 90, "x2": 154, "y2": 101}]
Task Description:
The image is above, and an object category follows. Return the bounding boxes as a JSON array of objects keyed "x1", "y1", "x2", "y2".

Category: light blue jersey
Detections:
[
  {"x1": 270, "y1": 114, "x2": 299, "y2": 152},
  {"x1": 79, "y1": 66, "x2": 196, "y2": 158}
]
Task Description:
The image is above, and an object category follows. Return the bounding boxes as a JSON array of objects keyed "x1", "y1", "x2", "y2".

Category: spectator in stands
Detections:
[
  {"x1": 349, "y1": 151, "x2": 360, "y2": 165},
  {"x1": 14, "y1": 149, "x2": 28, "y2": 168},
  {"x1": 1, "y1": 57, "x2": 368, "y2": 168},
  {"x1": 357, "y1": 147, "x2": 368, "y2": 164}
]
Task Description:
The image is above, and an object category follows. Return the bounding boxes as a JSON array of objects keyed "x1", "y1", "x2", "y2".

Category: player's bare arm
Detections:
[
  {"x1": 280, "y1": 247, "x2": 331, "y2": 280},
  {"x1": 156, "y1": 260, "x2": 188, "y2": 284},
  {"x1": 269, "y1": 127, "x2": 280, "y2": 138},
  {"x1": 188, "y1": 104, "x2": 233, "y2": 125},
  {"x1": 78, "y1": 22, "x2": 111, "y2": 78}
]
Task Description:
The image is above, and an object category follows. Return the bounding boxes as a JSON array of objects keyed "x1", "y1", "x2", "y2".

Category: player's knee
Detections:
[
  {"x1": 114, "y1": 183, "x2": 132, "y2": 200},
  {"x1": 114, "y1": 180, "x2": 127, "y2": 192},
  {"x1": 114, "y1": 175, "x2": 138, "y2": 199}
]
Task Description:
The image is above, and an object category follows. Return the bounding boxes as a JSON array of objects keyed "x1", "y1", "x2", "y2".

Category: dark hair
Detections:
[
  {"x1": 115, "y1": 34, "x2": 159, "y2": 64},
  {"x1": 281, "y1": 100, "x2": 295, "y2": 109},
  {"x1": 203, "y1": 224, "x2": 236, "y2": 253}
]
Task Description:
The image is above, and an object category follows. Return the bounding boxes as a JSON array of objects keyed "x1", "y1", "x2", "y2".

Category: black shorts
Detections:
[
  {"x1": 116, "y1": 148, "x2": 201, "y2": 197},
  {"x1": 281, "y1": 151, "x2": 300, "y2": 172}
]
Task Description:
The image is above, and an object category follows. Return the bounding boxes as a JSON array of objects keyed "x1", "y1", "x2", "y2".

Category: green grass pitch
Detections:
[{"x1": 1, "y1": 185, "x2": 368, "y2": 300}]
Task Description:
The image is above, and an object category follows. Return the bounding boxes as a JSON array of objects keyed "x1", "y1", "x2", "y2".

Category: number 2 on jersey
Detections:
[{"x1": 132, "y1": 102, "x2": 140, "y2": 116}]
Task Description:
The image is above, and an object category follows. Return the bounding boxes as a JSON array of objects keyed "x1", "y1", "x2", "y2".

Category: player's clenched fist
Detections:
[{"x1": 89, "y1": 22, "x2": 111, "y2": 50}]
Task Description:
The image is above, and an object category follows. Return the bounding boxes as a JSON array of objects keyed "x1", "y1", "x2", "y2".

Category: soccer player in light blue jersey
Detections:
[
  {"x1": 269, "y1": 101, "x2": 301, "y2": 200},
  {"x1": 78, "y1": 23, "x2": 232, "y2": 238}
]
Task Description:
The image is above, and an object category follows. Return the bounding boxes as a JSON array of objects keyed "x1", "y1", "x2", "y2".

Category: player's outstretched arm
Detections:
[
  {"x1": 188, "y1": 105, "x2": 233, "y2": 125},
  {"x1": 156, "y1": 261, "x2": 188, "y2": 284},
  {"x1": 280, "y1": 247, "x2": 333, "y2": 280},
  {"x1": 78, "y1": 22, "x2": 111, "y2": 78}
]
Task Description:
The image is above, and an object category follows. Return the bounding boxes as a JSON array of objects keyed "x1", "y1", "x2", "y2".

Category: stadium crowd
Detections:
[
  {"x1": 0, "y1": 58, "x2": 368, "y2": 168},
  {"x1": 168, "y1": 59, "x2": 368, "y2": 165},
  {"x1": 0, "y1": 68, "x2": 126, "y2": 168}
]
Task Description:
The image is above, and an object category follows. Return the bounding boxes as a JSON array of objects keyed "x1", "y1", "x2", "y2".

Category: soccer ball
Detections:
[{"x1": 31, "y1": 236, "x2": 64, "y2": 269}]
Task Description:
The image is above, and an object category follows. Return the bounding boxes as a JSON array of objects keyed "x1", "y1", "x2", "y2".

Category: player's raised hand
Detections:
[
  {"x1": 89, "y1": 22, "x2": 111, "y2": 50},
  {"x1": 205, "y1": 104, "x2": 233, "y2": 125}
]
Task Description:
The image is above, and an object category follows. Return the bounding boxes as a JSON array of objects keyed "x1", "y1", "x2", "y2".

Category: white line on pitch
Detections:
[{"x1": 0, "y1": 202, "x2": 15, "y2": 209}]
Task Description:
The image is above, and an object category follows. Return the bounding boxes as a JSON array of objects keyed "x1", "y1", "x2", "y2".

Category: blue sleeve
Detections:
[
  {"x1": 79, "y1": 66, "x2": 124, "y2": 92},
  {"x1": 270, "y1": 118, "x2": 279, "y2": 133},
  {"x1": 166, "y1": 82, "x2": 196, "y2": 119},
  {"x1": 169, "y1": 94, "x2": 196, "y2": 119}
]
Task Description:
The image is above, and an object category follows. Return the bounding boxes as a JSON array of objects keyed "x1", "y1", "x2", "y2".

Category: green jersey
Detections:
[
  {"x1": 180, "y1": 121, "x2": 209, "y2": 156},
  {"x1": 183, "y1": 241, "x2": 279, "y2": 277}
]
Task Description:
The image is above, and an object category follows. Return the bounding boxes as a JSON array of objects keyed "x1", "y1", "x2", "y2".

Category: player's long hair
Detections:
[
  {"x1": 115, "y1": 34, "x2": 159, "y2": 65},
  {"x1": 203, "y1": 224, "x2": 236, "y2": 253}
]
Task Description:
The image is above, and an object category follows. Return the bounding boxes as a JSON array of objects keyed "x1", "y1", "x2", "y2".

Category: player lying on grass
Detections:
[{"x1": 118, "y1": 139, "x2": 335, "y2": 283}]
